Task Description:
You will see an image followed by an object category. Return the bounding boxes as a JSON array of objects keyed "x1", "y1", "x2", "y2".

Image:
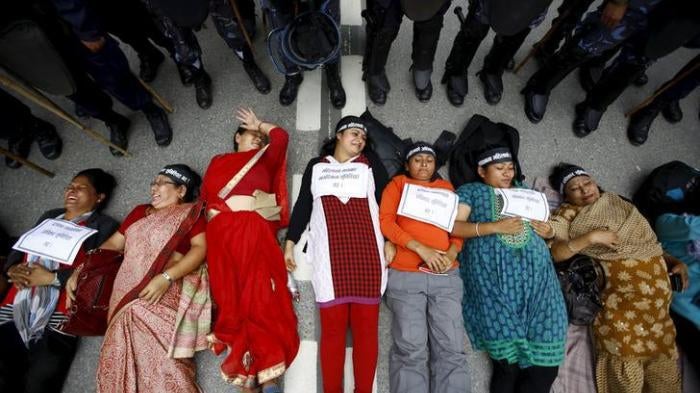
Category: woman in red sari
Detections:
[
  {"x1": 201, "y1": 108, "x2": 299, "y2": 393},
  {"x1": 73, "y1": 164, "x2": 210, "y2": 393}
]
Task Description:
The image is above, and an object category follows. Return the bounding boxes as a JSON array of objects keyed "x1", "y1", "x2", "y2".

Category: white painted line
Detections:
[
  {"x1": 296, "y1": 69, "x2": 323, "y2": 131},
  {"x1": 285, "y1": 340, "x2": 318, "y2": 393},
  {"x1": 341, "y1": 55, "x2": 366, "y2": 118},
  {"x1": 340, "y1": 0, "x2": 363, "y2": 26},
  {"x1": 343, "y1": 347, "x2": 378, "y2": 393},
  {"x1": 292, "y1": 230, "x2": 313, "y2": 281}
]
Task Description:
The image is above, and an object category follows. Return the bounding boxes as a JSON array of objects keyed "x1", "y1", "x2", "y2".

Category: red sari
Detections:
[{"x1": 201, "y1": 128, "x2": 299, "y2": 388}]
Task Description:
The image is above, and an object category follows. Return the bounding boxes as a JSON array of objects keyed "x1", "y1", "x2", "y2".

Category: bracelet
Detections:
[
  {"x1": 475, "y1": 223, "x2": 481, "y2": 237},
  {"x1": 257, "y1": 121, "x2": 266, "y2": 131},
  {"x1": 161, "y1": 271, "x2": 173, "y2": 283},
  {"x1": 565, "y1": 241, "x2": 577, "y2": 254}
]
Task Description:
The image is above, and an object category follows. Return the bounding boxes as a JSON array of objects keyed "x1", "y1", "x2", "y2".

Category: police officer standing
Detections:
[
  {"x1": 262, "y1": 0, "x2": 346, "y2": 108},
  {"x1": 441, "y1": 0, "x2": 553, "y2": 106},
  {"x1": 363, "y1": 0, "x2": 451, "y2": 105}
]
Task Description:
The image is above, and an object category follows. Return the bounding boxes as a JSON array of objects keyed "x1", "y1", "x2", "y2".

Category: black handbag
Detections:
[{"x1": 555, "y1": 255, "x2": 606, "y2": 326}]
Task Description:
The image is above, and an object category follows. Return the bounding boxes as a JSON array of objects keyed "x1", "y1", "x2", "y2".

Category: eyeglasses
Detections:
[{"x1": 150, "y1": 180, "x2": 177, "y2": 187}]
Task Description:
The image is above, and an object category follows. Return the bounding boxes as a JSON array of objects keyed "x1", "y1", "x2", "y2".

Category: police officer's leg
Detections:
[
  {"x1": 574, "y1": 45, "x2": 649, "y2": 137},
  {"x1": 147, "y1": 5, "x2": 214, "y2": 110},
  {"x1": 0, "y1": 89, "x2": 61, "y2": 168},
  {"x1": 536, "y1": 0, "x2": 595, "y2": 63},
  {"x1": 410, "y1": 1, "x2": 449, "y2": 103},
  {"x1": 522, "y1": 1, "x2": 659, "y2": 124},
  {"x1": 67, "y1": 71, "x2": 132, "y2": 156},
  {"x1": 442, "y1": 1, "x2": 489, "y2": 106},
  {"x1": 209, "y1": 0, "x2": 271, "y2": 94},
  {"x1": 480, "y1": 28, "x2": 530, "y2": 105},
  {"x1": 80, "y1": 36, "x2": 173, "y2": 147},
  {"x1": 365, "y1": 0, "x2": 403, "y2": 105},
  {"x1": 628, "y1": 54, "x2": 700, "y2": 145},
  {"x1": 321, "y1": 0, "x2": 346, "y2": 109},
  {"x1": 262, "y1": 0, "x2": 303, "y2": 105},
  {"x1": 99, "y1": 0, "x2": 168, "y2": 82}
]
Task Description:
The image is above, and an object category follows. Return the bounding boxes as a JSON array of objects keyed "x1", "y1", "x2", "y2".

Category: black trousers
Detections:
[
  {"x1": 671, "y1": 311, "x2": 700, "y2": 377},
  {"x1": 365, "y1": 0, "x2": 450, "y2": 75},
  {"x1": 0, "y1": 89, "x2": 33, "y2": 141},
  {"x1": 0, "y1": 322, "x2": 79, "y2": 393},
  {"x1": 490, "y1": 359, "x2": 559, "y2": 393},
  {"x1": 92, "y1": 0, "x2": 174, "y2": 58}
]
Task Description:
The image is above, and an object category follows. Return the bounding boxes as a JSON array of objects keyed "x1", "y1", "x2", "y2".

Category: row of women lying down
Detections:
[{"x1": 0, "y1": 108, "x2": 694, "y2": 393}]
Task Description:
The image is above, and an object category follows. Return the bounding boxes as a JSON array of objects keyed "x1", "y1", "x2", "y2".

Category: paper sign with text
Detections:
[
  {"x1": 495, "y1": 188, "x2": 550, "y2": 222},
  {"x1": 311, "y1": 163, "x2": 369, "y2": 199},
  {"x1": 12, "y1": 219, "x2": 97, "y2": 265},
  {"x1": 397, "y1": 184, "x2": 459, "y2": 232}
]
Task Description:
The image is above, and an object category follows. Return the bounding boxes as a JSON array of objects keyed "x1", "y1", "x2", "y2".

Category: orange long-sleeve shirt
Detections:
[{"x1": 379, "y1": 174, "x2": 463, "y2": 272}]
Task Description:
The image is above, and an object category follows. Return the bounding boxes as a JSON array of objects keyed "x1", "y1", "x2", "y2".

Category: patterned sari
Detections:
[{"x1": 96, "y1": 203, "x2": 210, "y2": 393}]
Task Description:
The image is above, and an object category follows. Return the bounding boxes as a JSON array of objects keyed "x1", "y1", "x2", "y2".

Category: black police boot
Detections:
[
  {"x1": 479, "y1": 30, "x2": 529, "y2": 106},
  {"x1": 105, "y1": 112, "x2": 131, "y2": 157},
  {"x1": 573, "y1": 102, "x2": 603, "y2": 137},
  {"x1": 662, "y1": 100, "x2": 683, "y2": 123},
  {"x1": 5, "y1": 135, "x2": 33, "y2": 168},
  {"x1": 627, "y1": 102, "x2": 662, "y2": 146},
  {"x1": 325, "y1": 63, "x2": 346, "y2": 109},
  {"x1": 279, "y1": 73, "x2": 303, "y2": 106},
  {"x1": 413, "y1": 67, "x2": 432, "y2": 103},
  {"x1": 239, "y1": 47, "x2": 271, "y2": 94},
  {"x1": 367, "y1": 72, "x2": 390, "y2": 105},
  {"x1": 441, "y1": 71, "x2": 467, "y2": 106},
  {"x1": 32, "y1": 118, "x2": 62, "y2": 160},
  {"x1": 523, "y1": 45, "x2": 588, "y2": 123},
  {"x1": 142, "y1": 102, "x2": 172, "y2": 146},
  {"x1": 137, "y1": 46, "x2": 165, "y2": 83},
  {"x1": 177, "y1": 63, "x2": 197, "y2": 86},
  {"x1": 193, "y1": 69, "x2": 213, "y2": 109}
]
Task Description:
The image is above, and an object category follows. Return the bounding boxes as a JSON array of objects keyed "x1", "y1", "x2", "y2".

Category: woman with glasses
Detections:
[
  {"x1": 1, "y1": 169, "x2": 118, "y2": 393},
  {"x1": 85, "y1": 164, "x2": 209, "y2": 393},
  {"x1": 201, "y1": 108, "x2": 299, "y2": 393}
]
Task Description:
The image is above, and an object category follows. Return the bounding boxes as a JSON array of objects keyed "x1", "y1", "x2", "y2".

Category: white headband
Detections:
[
  {"x1": 477, "y1": 151, "x2": 512, "y2": 167},
  {"x1": 559, "y1": 169, "x2": 588, "y2": 194}
]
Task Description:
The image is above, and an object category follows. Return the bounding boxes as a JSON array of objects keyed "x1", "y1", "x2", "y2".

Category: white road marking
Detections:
[
  {"x1": 341, "y1": 55, "x2": 366, "y2": 118},
  {"x1": 340, "y1": 0, "x2": 363, "y2": 26},
  {"x1": 295, "y1": 69, "x2": 323, "y2": 131},
  {"x1": 284, "y1": 340, "x2": 318, "y2": 393}
]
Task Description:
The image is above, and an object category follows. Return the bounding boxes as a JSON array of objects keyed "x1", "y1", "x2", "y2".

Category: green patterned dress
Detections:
[{"x1": 456, "y1": 182, "x2": 567, "y2": 367}]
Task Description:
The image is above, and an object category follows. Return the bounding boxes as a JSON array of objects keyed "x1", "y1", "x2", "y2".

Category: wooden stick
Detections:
[
  {"x1": 0, "y1": 74, "x2": 130, "y2": 156},
  {"x1": 137, "y1": 78, "x2": 174, "y2": 113},
  {"x1": 228, "y1": 0, "x2": 256, "y2": 56},
  {"x1": 625, "y1": 61, "x2": 700, "y2": 117},
  {"x1": 0, "y1": 146, "x2": 55, "y2": 177}
]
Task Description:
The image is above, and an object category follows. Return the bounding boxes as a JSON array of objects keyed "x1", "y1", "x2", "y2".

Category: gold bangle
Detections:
[{"x1": 475, "y1": 223, "x2": 481, "y2": 237}]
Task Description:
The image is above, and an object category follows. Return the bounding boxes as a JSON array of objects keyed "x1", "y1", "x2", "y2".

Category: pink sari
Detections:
[{"x1": 96, "y1": 204, "x2": 205, "y2": 393}]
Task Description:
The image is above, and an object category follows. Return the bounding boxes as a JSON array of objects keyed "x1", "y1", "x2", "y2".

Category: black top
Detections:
[
  {"x1": 286, "y1": 151, "x2": 389, "y2": 243},
  {"x1": 3, "y1": 209, "x2": 119, "y2": 287}
]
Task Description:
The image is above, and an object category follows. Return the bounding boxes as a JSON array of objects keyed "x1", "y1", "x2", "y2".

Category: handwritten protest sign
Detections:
[
  {"x1": 311, "y1": 163, "x2": 369, "y2": 199},
  {"x1": 397, "y1": 184, "x2": 459, "y2": 232},
  {"x1": 13, "y1": 219, "x2": 97, "y2": 265},
  {"x1": 495, "y1": 188, "x2": 550, "y2": 222}
]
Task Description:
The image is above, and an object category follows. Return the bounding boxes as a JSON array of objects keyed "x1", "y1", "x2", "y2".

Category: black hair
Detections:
[
  {"x1": 473, "y1": 144, "x2": 511, "y2": 168},
  {"x1": 319, "y1": 129, "x2": 376, "y2": 157},
  {"x1": 160, "y1": 164, "x2": 202, "y2": 203},
  {"x1": 549, "y1": 162, "x2": 603, "y2": 198},
  {"x1": 73, "y1": 168, "x2": 117, "y2": 211},
  {"x1": 402, "y1": 141, "x2": 440, "y2": 181},
  {"x1": 233, "y1": 126, "x2": 246, "y2": 151}
]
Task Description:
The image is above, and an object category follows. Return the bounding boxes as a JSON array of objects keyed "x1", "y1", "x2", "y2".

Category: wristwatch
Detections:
[{"x1": 51, "y1": 272, "x2": 61, "y2": 287}]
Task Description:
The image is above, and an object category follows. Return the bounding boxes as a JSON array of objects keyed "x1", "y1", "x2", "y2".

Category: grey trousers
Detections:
[{"x1": 386, "y1": 268, "x2": 471, "y2": 393}]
